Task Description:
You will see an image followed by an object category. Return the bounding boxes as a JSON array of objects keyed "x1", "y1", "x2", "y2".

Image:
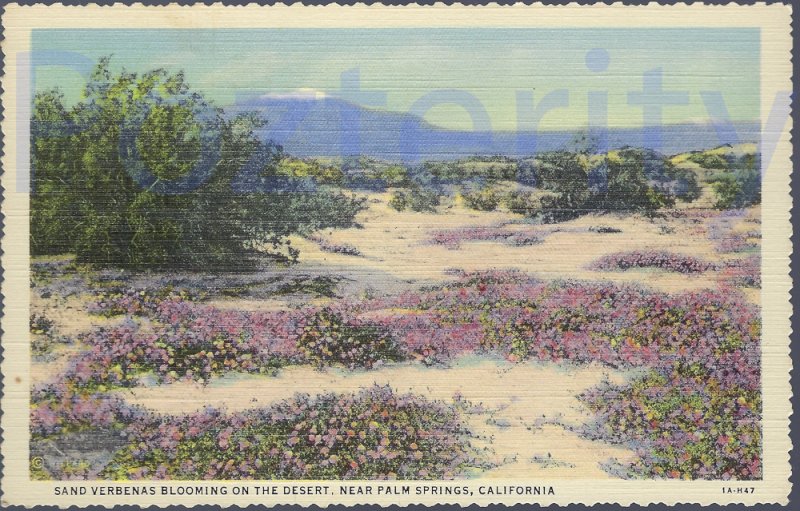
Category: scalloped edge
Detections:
[{"x1": 0, "y1": 2, "x2": 794, "y2": 508}]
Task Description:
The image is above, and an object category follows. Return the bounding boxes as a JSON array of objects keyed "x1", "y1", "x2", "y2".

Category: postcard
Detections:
[{"x1": 0, "y1": 3, "x2": 793, "y2": 507}]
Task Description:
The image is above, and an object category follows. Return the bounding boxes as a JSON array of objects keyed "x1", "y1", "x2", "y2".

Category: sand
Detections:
[
  {"x1": 29, "y1": 196, "x2": 761, "y2": 478},
  {"x1": 272, "y1": 195, "x2": 758, "y2": 298},
  {"x1": 115, "y1": 356, "x2": 638, "y2": 479}
]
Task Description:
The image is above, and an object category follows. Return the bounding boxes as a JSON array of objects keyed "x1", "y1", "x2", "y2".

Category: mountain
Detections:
[{"x1": 231, "y1": 95, "x2": 760, "y2": 162}]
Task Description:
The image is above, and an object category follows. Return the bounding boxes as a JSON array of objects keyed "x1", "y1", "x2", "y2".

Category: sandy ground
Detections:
[
  {"x1": 35, "y1": 294, "x2": 121, "y2": 338},
  {"x1": 29, "y1": 196, "x2": 760, "y2": 478},
  {"x1": 30, "y1": 293, "x2": 125, "y2": 387},
  {"x1": 115, "y1": 356, "x2": 638, "y2": 479},
  {"x1": 273, "y1": 195, "x2": 758, "y2": 298}
]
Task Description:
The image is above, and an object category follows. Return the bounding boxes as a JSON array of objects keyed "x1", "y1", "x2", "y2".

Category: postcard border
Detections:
[{"x1": 0, "y1": 2, "x2": 794, "y2": 508}]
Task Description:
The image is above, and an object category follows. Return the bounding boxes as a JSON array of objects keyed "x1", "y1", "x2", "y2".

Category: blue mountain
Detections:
[{"x1": 231, "y1": 95, "x2": 760, "y2": 162}]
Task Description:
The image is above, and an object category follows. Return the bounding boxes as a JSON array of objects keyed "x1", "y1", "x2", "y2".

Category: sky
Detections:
[{"x1": 32, "y1": 28, "x2": 759, "y2": 131}]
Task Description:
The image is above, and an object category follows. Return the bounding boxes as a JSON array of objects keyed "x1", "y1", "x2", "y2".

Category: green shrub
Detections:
[
  {"x1": 461, "y1": 187, "x2": 501, "y2": 211},
  {"x1": 276, "y1": 157, "x2": 344, "y2": 184},
  {"x1": 600, "y1": 151, "x2": 671, "y2": 211},
  {"x1": 388, "y1": 191, "x2": 409, "y2": 211},
  {"x1": 30, "y1": 59, "x2": 366, "y2": 270},
  {"x1": 422, "y1": 156, "x2": 517, "y2": 182},
  {"x1": 731, "y1": 154, "x2": 761, "y2": 206},
  {"x1": 709, "y1": 174, "x2": 742, "y2": 209},
  {"x1": 529, "y1": 151, "x2": 591, "y2": 221},
  {"x1": 389, "y1": 188, "x2": 440, "y2": 213},
  {"x1": 336, "y1": 157, "x2": 411, "y2": 190},
  {"x1": 707, "y1": 152, "x2": 760, "y2": 210},
  {"x1": 687, "y1": 152, "x2": 729, "y2": 169},
  {"x1": 408, "y1": 188, "x2": 441, "y2": 212},
  {"x1": 30, "y1": 90, "x2": 84, "y2": 256},
  {"x1": 378, "y1": 165, "x2": 411, "y2": 187},
  {"x1": 537, "y1": 192, "x2": 581, "y2": 223},
  {"x1": 503, "y1": 190, "x2": 548, "y2": 216}
]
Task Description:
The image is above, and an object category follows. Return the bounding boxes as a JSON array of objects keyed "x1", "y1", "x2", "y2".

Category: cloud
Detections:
[{"x1": 260, "y1": 88, "x2": 327, "y2": 100}]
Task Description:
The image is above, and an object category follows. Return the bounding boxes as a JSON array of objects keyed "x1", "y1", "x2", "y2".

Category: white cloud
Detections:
[{"x1": 260, "y1": 88, "x2": 327, "y2": 100}]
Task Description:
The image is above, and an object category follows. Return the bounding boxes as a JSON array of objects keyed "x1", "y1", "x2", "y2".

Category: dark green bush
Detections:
[
  {"x1": 503, "y1": 190, "x2": 553, "y2": 216},
  {"x1": 535, "y1": 151, "x2": 590, "y2": 207},
  {"x1": 707, "y1": 152, "x2": 760, "y2": 210},
  {"x1": 596, "y1": 150, "x2": 672, "y2": 211},
  {"x1": 378, "y1": 164, "x2": 412, "y2": 187},
  {"x1": 408, "y1": 188, "x2": 441, "y2": 212},
  {"x1": 388, "y1": 191, "x2": 409, "y2": 211},
  {"x1": 709, "y1": 174, "x2": 741, "y2": 209},
  {"x1": 687, "y1": 152, "x2": 729, "y2": 169},
  {"x1": 30, "y1": 58, "x2": 366, "y2": 270},
  {"x1": 338, "y1": 156, "x2": 411, "y2": 190},
  {"x1": 388, "y1": 188, "x2": 440, "y2": 213},
  {"x1": 461, "y1": 187, "x2": 501, "y2": 211},
  {"x1": 529, "y1": 151, "x2": 591, "y2": 221},
  {"x1": 276, "y1": 157, "x2": 344, "y2": 184},
  {"x1": 503, "y1": 191, "x2": 531, "y2": 215},
  {"x1": 422, "y1": 156, "x2": 517, "y2": 182},
  {"x1": 732, "y1": 166, "x2": 761, "y2": 206}
]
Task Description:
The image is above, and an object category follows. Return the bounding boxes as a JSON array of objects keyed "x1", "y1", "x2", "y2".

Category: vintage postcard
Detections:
[{"x1": 0, "y1": 3, "x2": 793, "y2": 508}]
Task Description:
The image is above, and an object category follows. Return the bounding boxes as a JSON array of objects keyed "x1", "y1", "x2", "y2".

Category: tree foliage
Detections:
[
  {"x1": 707, "y1": 153, "x2": 761, "y2": 210},
  {"x1": 31, "y1": 59, "x2": 365, "y2": 269}
]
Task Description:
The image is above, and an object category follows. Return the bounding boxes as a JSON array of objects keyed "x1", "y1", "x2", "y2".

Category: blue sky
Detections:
[{"x1": 33, "y1": 28, "x2": 759, "y2": 131}]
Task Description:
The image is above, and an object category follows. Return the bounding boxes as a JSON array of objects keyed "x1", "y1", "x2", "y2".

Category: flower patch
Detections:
[
  {"x1": 36, "y1": 268, "x2": 762, "y2": 480},
  {"x1": 297, "y1": 311, "x2": 402, "y2": 369},
  {"x1": 427, "y1": 227, "x2": 543, "y2": 249},
  {"x1": 588, "y1": 250, "x2": 713, "y2": 274},
  {"x1": 307, "y1": 235, "x2": 363, "y2": 257},
  {"x1": 31, "y1": 384, "x2": 479, "y2": 480}
]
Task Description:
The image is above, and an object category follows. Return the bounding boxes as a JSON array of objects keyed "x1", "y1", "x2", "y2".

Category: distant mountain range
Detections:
[{"x1": 231, "y1": 95, "x2": 760, "y2": 162}]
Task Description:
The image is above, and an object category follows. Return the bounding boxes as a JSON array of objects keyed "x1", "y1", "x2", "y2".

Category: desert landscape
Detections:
[
  {"x1": 30, "y1": 140, "x2": 761, "y2": 480},
  {"x1": 20, "y1": 24, "x2": 767, "y2": 483}
]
